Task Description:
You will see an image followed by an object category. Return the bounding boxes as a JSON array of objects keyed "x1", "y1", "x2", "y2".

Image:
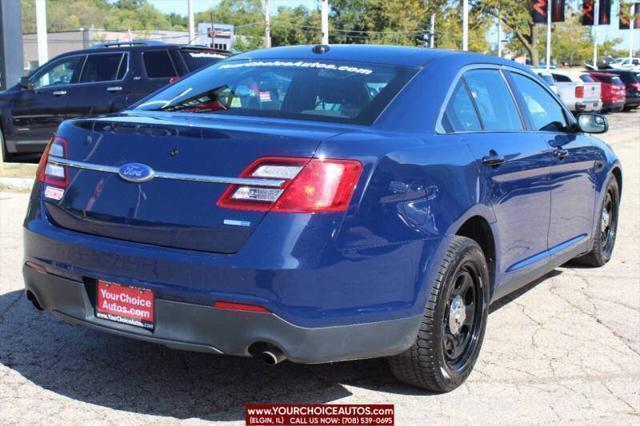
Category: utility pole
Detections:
[
  {"x1": 629, "y1": 3, "x2": 635, "y2": 62},
  {"x1": 545, "y1": 0, "x2": 552, "y2": 69},
  {"x1": 321, "y1": 0, "x2": 329, "y2": 44},
  {"x1": 430, "y1": 13, "x2": 435, "y2": 48},
  {"x1": 593, "y1": 0, "x2": 600, "y2": 67},
  {"x1": 497, "y1": 15, "x2": 502, "y2": 57},
  {"x1": 36, "y1": 0, "x2": 48, "y2": 66},
  {"x1": 264, "y1": 0, "x2": 271, "y2": 48},
  {"x1": 462, "y1": 0, "x2": 469, "y2": 51},
  {"x1": 188, "y1": 0, "x2": 195, "y2": 44}
]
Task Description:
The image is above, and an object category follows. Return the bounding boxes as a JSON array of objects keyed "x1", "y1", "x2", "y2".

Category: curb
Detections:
[{"x1": 0, "y1": 177, "x2": 34, "y2": 192}]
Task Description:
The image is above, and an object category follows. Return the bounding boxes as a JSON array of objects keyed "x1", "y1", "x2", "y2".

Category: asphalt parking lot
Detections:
[{"x1": 1, "y1": 112, "x2": 639, "y2": 424}]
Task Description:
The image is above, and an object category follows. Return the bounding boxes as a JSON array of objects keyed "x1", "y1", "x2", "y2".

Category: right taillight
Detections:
[
  {"x1": 218, "y1": 157, "x2": 362, "y2": 213},
  {"x1": 36, "y1": 136, "x2": 68, "y2": 188},
  {"x1": 575, "y1": 86, "x2": 584, "y2": 98}
]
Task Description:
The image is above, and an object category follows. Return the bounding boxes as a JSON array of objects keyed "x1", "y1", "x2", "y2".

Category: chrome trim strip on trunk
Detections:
[{"x1": 48, "y1": 157, "x2": 286, "y2": 187}]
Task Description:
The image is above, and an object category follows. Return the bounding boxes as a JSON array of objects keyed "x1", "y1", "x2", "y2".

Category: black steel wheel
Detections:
[
  {"x1": 574, "y1": 175, "x2": 620, "y2": 267},
  {"x1": 389, "y1": 236, "x2": 490, "y2": 392}
]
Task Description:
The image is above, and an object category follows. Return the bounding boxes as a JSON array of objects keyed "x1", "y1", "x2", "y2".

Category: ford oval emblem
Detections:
[{"x1": 118, "y1": 163, "x2": 155, "y2": 183}]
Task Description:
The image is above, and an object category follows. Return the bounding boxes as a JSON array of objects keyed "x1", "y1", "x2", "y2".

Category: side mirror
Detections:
[
  {"x1": 18, "y1": 76, "x2": 33, "y2": 90},
  {"x1": 577, "y1": 113, "x2": 608, "y2": 134}
]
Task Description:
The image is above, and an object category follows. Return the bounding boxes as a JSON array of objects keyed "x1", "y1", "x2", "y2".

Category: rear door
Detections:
[
  {"x1": 127, "y1": 49, "x2": 179, "y2": 103},
  {"x1": 65, "y1": 51, "x2": 130, "y2": 118},
  {"x1": 11, "y1": 55, "x2": 85, "y2": 143},
  {"x1": 447, "y1": 68, "x2": 554, "y2": 284},
  {"x1": 508, "y1": 71, "x2": 597, "y2": 253}
]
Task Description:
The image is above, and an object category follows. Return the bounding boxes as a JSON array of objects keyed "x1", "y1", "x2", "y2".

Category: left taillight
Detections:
[
  {"x1": 218, "y1": 157, "x2": 363, "y2": 213},
  {"x1": 36, "y1": 136, "x2": 68, "y2": 188}
]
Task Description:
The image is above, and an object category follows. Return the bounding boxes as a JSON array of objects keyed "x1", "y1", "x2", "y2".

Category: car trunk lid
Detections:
[{"x1": 44, "y1": 113, "x2": 346, "y2": 253}]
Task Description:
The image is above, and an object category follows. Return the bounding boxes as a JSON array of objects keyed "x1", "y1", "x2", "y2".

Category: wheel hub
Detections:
[
  {"x1": 601, "y1": 208, "x2": 610, "y2": 234},
  {"x1": 448, "y1": 295, "x2": 466, "y2": 335}
]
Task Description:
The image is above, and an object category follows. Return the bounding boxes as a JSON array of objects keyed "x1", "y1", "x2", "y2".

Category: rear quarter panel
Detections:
[{"x1": 315, "y1": 130, "x2": 492, "y2": 319}]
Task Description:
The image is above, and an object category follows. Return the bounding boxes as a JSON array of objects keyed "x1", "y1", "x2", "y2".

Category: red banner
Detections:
[
  {"x1": 583, "y1": 0, "x2": 612, "y2": 25},
  {"x1": 532, "y1": 0, "x2": 566, "y2": 23},
  {"x1": 246, "y1": 404, "x2": 394, "y2": 426},
  {"x1": 620, "y1": 3, "x2": 640, "y2": 29}
]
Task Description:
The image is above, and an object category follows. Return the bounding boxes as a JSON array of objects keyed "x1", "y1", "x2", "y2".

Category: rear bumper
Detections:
[
  {"x1": 602, "y1": 100, "x2": 625, "y2": 111},
  {"x1": 624, "y1": 95, "x2": 640, "y2": 107},
  {"x1": 575, "y1": 100, "x2": 602, "y2": 112},
  {"x1": 24, "y1": 264, "x2": 421, "y2": 363}
]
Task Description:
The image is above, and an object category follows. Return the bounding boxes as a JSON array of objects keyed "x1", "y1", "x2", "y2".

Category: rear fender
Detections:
[{"x1": 316, "y1": 132, "x2": 494, "y2": 316}]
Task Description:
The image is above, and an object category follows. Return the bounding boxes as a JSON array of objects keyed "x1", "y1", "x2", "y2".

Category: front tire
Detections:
[
  {"x1": 574, "y1": 176, "x2": 620, "y2": 267},
  {"x1": 389, "y1": 236, "x2": 490, "y2": 392}
]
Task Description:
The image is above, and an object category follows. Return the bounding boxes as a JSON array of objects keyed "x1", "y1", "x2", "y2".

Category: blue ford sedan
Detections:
[{"x1": 23, "y1": 45, "x2": 621, "y2": 392}]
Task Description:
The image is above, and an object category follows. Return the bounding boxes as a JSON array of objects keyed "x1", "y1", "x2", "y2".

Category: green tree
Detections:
[
  {"x1": 435, "y1": 3, "x2": 491, "y2": 52},
  {"x1": 271, "y1": 6, "x2": 322, "y2": 46},
  {"x1": 474, "y1": 0, "x2": 541, "y2": 64},
  {"x1": 195, "y1": 0, "x2": 264, "y2": 50}
]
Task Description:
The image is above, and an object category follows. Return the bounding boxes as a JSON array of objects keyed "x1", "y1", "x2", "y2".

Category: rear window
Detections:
[
  {"x1": 180, "y1": 49, "x2": 227, "y2": 71},
  {"x1": 552, "y1": 74, "x2": 572, "y2": 82},
  {"x1": 80, "y1": 53, "x2": 125, "y2": 82},
  {"x1": 591, "y1": 74, "x2": 613, "y2": 83},
  {"x1": 143, "y1": 50, "x2": 177, "y2": 79},
  {"x1": 611, "y1": 76, "x2": 624, "y2": 85},
  {"x1": 135, "y1": 59, "x2": 417, "y2": 125},
  {"x1": 615, "y1": 72, "x2": 639, "y2": 83},
  {"x1": 579, "y1": 74, "x2": 595, "y2": 82}
]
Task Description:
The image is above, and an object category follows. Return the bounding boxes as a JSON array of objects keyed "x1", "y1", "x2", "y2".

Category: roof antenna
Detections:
[{"x1": 312, "y1": 45, "x2": 330, "y2": 54}]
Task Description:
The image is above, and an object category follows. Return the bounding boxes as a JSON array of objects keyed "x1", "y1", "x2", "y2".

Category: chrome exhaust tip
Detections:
[{"x1": 261, "y1": 349, "x2": 286, "y2": 365}]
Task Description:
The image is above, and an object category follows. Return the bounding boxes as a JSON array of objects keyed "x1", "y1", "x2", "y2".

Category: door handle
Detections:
[
  {"x1": 481, "y1": 151, "x2": 505, "y2": 167},
  {"x1": 107, "y1": 86, "x2": 123, "y2": 92},
  {"x1": 553, "y1": 149, "x2": 569, "y2": 160},
  {"x1": 52, "y1": 90, "x2": 67, "y2": 96}
]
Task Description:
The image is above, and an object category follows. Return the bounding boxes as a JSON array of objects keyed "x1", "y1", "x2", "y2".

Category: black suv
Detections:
[{"x1": 1, "y1": 41, "x2": 229, "y2": 158}]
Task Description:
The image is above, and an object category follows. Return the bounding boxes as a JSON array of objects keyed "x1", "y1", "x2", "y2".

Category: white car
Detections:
[
  {"x1": 609, "y1": 57, "x2": 640, "y2": 71},
  {"x1": 551, "y1": 70, "x2": 602, "y2": 113}
]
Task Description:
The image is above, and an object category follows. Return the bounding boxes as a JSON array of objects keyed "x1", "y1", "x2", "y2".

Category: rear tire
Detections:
[
  {"x1": 388, "y1": 236, "x2": 490, "y2": 392},
  {"x1": 573, "y1": 176, "x2": 620, "y2": 267}
]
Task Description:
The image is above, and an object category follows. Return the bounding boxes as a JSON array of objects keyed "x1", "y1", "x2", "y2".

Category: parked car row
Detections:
[
  {"x1": 533, "y1": 66, "x2": 640, "y2": 115},
  {"x1": 1, "y1": 41, "x2": 229, "y2": 159}
]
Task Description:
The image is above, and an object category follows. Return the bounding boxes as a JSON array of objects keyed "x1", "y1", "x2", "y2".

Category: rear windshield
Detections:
[
  {"x1": 615, "y1": 72, "x2": 640, "y2": 83},
  {"x1": 180, "y1": 49, "x2": 227, "y2": 71},
  {"x1": 135, "y1": 59, "x2": 417, "y2": 125},
  {"x1": 579, "y1": 74, "x2": 595, "y2": 82},
  {"x1": 592, "y1": 74, "x2": 620, "y2": 84}
]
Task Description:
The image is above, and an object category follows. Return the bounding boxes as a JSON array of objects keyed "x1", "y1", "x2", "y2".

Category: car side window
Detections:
[
  {"x1": 443, "y1": 80, "x2": 482, "y2": 132},
  {"x1": 79, "y1": 53, "x2": 125, "y2": 83},
  {"x1": 510, "y1": 73, "x2": 568, "y2": 132},
  {"x1": 143, "y1": 50, "x2": 177, "y2": 79},
  {"x1": 463, "y1": 69, "x2": 523, "y2": 131},
  {"x1": 31, "y1": 56, "x2": 84, "y2": 89}
]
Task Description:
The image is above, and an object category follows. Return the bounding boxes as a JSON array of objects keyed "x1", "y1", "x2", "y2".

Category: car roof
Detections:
[
  {"x1": 230, "y1": 44, "x2": 523, "y2": 69},
  {"x1": 54, "y1": 43, "x2": 225, "y2": 58},
  {"x1": 589, "y1": 71, "x2": 617, "y2": 77}
]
